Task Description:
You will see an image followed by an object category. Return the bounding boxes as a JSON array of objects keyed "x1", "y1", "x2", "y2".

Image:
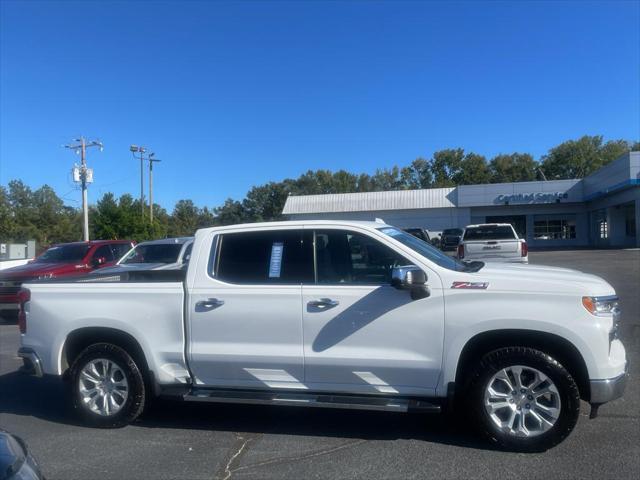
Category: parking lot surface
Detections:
[{"x1": 1, "y1": 249, "x2": 638, "y2": 480}]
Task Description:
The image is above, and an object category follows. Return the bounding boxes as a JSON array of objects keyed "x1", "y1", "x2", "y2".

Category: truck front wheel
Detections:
[
  {"x1": 69, "y1": 343, "x2": 146, "y2": 428},
  {"x1": 466, "y1": 347, "x2": 580, "y2": 452}
]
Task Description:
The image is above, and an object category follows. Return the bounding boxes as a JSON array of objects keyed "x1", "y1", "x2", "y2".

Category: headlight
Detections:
[
  {"x1": 582, "y1": 295, "x2": 619, "y2": 316},
  {"x1": 36, "y1": 273, "x2": 54, "y2": 280}
]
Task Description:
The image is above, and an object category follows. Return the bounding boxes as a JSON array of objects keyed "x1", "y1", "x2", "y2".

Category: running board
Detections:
[{"x1": 184, "y1": 388, "x2": 441, "y2": 413}]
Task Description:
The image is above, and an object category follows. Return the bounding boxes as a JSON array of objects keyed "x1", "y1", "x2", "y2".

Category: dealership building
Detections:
[{"x1": 283, "y1": 152, "x2": 640, "y2": 248}]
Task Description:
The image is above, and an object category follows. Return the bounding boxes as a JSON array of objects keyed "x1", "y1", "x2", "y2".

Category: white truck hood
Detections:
[{"x1": 464, "y1": 262, "x2": 615, "y2": 297}]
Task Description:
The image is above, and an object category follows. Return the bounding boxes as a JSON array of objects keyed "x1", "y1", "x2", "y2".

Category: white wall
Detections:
[{"x1": 288, "y1": 207, "x2": 471, "y2": 232}]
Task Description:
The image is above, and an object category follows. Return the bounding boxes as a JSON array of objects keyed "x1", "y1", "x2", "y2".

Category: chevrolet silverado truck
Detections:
[
  {"x1": 458, "y1": 223, "x2": 528, "y2": 263},
  {"x1": 17, "y1": 221, "x2": 627, "y2": 451}
]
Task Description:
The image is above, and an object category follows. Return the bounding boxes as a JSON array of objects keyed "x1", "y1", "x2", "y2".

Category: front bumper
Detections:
[
  {"x1": 17, "y1": 347, "x2": 43, "y2": 378},
  {"x1": 590, "y1": 363, "x2": 628, "y2": 404}
]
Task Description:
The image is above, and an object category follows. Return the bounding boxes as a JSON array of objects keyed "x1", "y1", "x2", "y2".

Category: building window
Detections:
[
  {"x1": 624, "y1": 204, "x2": 636, "y2": 237},
  {"x1": 533, "y1": 216, "x2": 577, "y2": 240}
]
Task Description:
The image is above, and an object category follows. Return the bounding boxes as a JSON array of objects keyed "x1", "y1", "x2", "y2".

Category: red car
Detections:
[{"x1": 0, "y1": 240, "x2": 134, "y2": 315}]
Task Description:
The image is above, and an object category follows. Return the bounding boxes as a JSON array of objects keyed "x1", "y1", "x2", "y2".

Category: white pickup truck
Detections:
[
  {"x1": 458, "y1": 223, "x2": 528, "y2": 263},
  {"x1": 17, "y1": 220, "x2": 626, "y2": 451}
]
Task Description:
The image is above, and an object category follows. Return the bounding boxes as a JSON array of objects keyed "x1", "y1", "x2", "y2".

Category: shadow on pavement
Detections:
[{"x1": 0, "y1": 371, "x2": 500, "y2": 451}]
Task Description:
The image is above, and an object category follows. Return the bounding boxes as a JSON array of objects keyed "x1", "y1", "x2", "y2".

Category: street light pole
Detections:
[
  {"x1": 130, "y1": 145, "x2": 147, "y2": 217},
  {"x1": 148, "y1": 153, "x2": 162, "y2": 222}
]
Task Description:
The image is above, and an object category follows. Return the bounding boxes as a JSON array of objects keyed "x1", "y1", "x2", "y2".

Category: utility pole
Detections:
[
  {"x1": 65, "y1": 137, "x2": 103, "y2": 241},
  {"x1": 148, "y1": 153, "x2": 162, "y2": 222},
  {"x1": 130, "y1": 145, "x2": 147, "y2": 217}
]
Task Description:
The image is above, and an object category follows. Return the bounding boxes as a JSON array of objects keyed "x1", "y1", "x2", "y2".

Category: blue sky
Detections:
[{"x1": 1, "y1": 0, "x2": 639, "y2": 210}]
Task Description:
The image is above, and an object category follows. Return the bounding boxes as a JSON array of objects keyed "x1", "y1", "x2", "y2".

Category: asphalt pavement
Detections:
[{"x1": 0, "y1": 249, "x2": 638, "y2": 479}]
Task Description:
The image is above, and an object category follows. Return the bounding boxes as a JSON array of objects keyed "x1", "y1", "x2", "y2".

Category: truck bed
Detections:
[{"x1": 21, "y1": 271, "x2": 188, "y2": 385}]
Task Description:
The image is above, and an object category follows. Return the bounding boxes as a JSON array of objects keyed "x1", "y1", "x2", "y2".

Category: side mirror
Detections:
[{"x1": 391, "y1": 265, "x2": 430, "y2": 300}]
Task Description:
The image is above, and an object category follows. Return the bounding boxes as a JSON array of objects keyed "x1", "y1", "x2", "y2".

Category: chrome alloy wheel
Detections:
[
  {"x1": 79, "y1": 358, "x2": 129, "y2": 416},
  {"x1": 483, "y1": 365, "x2": 561, "y2": 437}
]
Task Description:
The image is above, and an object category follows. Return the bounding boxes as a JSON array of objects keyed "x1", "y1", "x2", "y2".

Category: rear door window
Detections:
[{"x1": 215, "y1": 230, "x2": 313, "y2": 284}]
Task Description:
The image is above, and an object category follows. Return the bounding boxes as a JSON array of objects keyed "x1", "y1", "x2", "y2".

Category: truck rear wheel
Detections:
[
  {"x1": 466, "y1": 347, "x2": 580, "y2": 452},
  {"x1": 69, "y1": 343, "x2": 146, "y2": 428}
]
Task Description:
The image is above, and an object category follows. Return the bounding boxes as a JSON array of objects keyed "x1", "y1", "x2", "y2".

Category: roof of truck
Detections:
[
  {"x1": 464, "y1": 223, "x2": 513, "y2": 228},
  {"x1": 132, "y1": 237, "x2": 193, "y2": 246},
  {"x1": 198, "y1": 219, "x2": 391, "y2": 234}
]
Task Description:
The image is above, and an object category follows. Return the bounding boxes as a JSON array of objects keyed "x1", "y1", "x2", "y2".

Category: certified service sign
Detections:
[{"x1": 495, "y1": 192, "x2": 569, "y2": 204}]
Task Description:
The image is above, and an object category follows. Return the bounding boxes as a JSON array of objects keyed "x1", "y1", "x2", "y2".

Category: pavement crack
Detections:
[
  {"x1": 230, "y1": 439, "x2": 367, "y2": 475},
  {"x1": 215, "y1": 433, "x2": 260, "y2": 480}
]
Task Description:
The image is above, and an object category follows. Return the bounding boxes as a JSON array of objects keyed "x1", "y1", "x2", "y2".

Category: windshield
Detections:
[
  {"x1": 378, "y1": 227, "x2": 482, "y2": 272},
  {"x1": 36, "y1": 244, "x2": 90, "y2": 263},
  {"x1": 443, "y1": 229, "x2": 463, "y2": 236},
  {"x1": 464, "y1": 225, "x2": 516, "y2": 241},
  {"x1": 120, "y1": 243, "x2": 184, "y2": 265}
]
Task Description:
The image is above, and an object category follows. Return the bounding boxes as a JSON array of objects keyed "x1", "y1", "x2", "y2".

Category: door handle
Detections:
[
  {"x1": 307, "y1": 298, "x2": 340, "y2": 309},
  {"x1": 196, "y1": 298, "x2": 225, "y2": 309}
]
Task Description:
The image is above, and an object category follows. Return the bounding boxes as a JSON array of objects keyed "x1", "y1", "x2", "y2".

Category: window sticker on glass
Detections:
[{"x1": 268, "y1": 242, "x2": 284, "y2": 278}]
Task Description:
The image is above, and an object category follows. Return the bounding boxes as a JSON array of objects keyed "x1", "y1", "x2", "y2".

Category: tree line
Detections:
[{"x1": 1, "y1": 135, "x2": 638, "y2": 246}]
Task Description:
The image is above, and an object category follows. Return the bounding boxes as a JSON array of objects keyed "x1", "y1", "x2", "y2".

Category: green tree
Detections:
[
  {"x1": 540, "y1": 135, "x2": 633, "y2": 179},
  {"x1": 7, "y1": 180, "x2": 39, "y2": 242},
  {"x1": 243, "y1": 182, "x2": 289, "y2": 222},
  {"x1": 370, "y1": 166, "x2": 405, "y2": 191},
  {"x1": 453, "y1": 153, "x2": 490, "y2": 185},
  {"x1": 400, "y1": 158, "x2": 433, "y2": 189},
  {"x1": 489, "y1": 153, "x2": 538, "y2": 183},
  {"x1": 169, "y1": 200, "x2": 201, "y2": 237},
  {"x1": 214, "y1": 199, "x2": 249, "y2": 226},
  {"x1": 430, "y1": 149, "x2": 464, "y2": 187},
  {"x1": 0, "y1": 186, "x2": 16, "y2": 241},
  {"x1": 29, "y1": 185, "x2": 81, "y2": 244}
]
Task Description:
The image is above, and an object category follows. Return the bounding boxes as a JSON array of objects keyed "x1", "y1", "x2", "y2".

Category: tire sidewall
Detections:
[
  {"x1": 70, "y1": 343, "x2": 145, "y2": 428},
  {"x1": 468, "y1": 347, "x2": 580, "y2": 452}
]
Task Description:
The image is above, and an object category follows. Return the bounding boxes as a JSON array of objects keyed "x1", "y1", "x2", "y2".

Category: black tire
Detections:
[
  {"x1": 466, "y1": 346, "x2": 580, "y2": 452},
  {"x1": 69, "y1": 343, "x2": 146, "y2": 428}
]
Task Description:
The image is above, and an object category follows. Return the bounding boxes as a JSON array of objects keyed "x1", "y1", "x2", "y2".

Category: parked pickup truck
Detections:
[
  {"x1": 18, "y1": 221, "x2": 626, "y2": 451},
  {"x1": 458, "y1": 223, "x2": 528, "y2": 263},
  {"x1": 0, "y1": 240, "x2": 134, "y2": 315}
]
